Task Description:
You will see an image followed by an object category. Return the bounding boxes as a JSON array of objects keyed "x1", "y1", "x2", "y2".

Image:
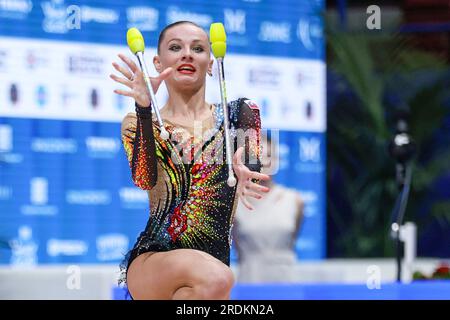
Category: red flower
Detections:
[
  {"x1": 433, "y1": 263, "x2": 450, "y2": 278},
  {"x1": 167, "y1": 206, "x2": 187, "y2": 242},
  {"x1": 414, "y1": 262, "x2": 450, "y2": 280},
  {"x1": 191, "y1": 163, "x2": 207, "y2": 184}
]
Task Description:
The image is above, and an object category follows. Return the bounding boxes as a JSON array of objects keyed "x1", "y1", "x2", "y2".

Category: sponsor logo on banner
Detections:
[
  {"x1": 127, "y1": 6, "x2": 158, "y2": 31},
  {"x1": 60, "y1": 84, "x2": 79, "y2": 107},
  {"x1": 68, "y1": 53, "x2": 104, "y2": 76},
  {"x1": 41, "y1": 0, "x2": 81, "y2": 34},
  {"x1": 47, "y1": 239, "x2": 88, "y2": 256},
  {"x1": 119, "y1": 187, "x2": 148, "y2": 208},
  {"x1": 36, "y1": 85, "x2": 48, "y2": 108},
  {"x1": 248, "y1": 66, "x2": 281, "y2": 87},
  {"x1": 9, "y1": 83, "x2": 19, "y2": 105},
  {"x1": 297, "y1": 16, "x2": 323, "y2": 51},
  {"x1": 26, "y1": 50, "x2": 49, "y2": 70},
  {"x1": 90, "y1": 88, "x2": 99, "y2": 109},
  {"x1": 305, "y1": 101, "x2": 313, "y2": 120},
  {"x1": 296, "y1": 69, "x2": 317, "y2": 87},
  {"x1": 86, "y1": 136, "x2": 120, "y2": 158},
  {"x1": 223, "y1": 9, "x2": 248, "y2": 46},
  {"x1": 224, "y1": 9, "x2": 246, "y2": 34},
  {"x1": 0, "y1": 49, "x2": 7, "y2": 71},
  {"x1": 66, "y1": 190, "x2": 111, "y2": 205},
  {"x1": 0, "y1": 185, "x2": 12, "y2": 200},
  {"x1": 80, "y1": 5, "x2": 119, "y2": 24},
  {"x1": 31, "y1": 138, "x2": 77, "y2": 153},
  {"x1": 298, "y1": 190, "x2": 318, "y2": 217},
  {"x1": 279, "y1": 143, "x2": 290, "y2": 171},
  {"x1": 0, "y1": 124, "x2": 12, "y2": 152},
  {"x1": 0, "y1": 124, "x2": 23, "y2": 164},
  {"x1": 21, "y1": 205, "x2": 58, "y2": 215},
  {"x1": 30, "y1": 177, "x2": 48, "y2": 205},
  {"x1": 258, "y1": 21, "x2": 291, "y2": 43},
  {"x1": 295, "y1": 137, "x2": 324, "y2": 173},
  {"x1": 42, "y1": 1, "x2": 114, "y2": 33},
  {"x1": 279, "y1": 98, "x2": 300, "y2": 122},
  {"x1": 0, "y1": 0, "x2": 32, "y2": 19},
  {"x1": 96, "y1": 234, "x2": 129, "y2": 261},
  {"x1": 9, "y1": 226, "x2": 38, "y2": 267},
  {"x1": 166, "y1": 6, "x2": 212, "y2": 29},
  {"x1": 21, "y1": 177, "x2": 58, "y2": 215},
  {"x1": 299, "y1": 138, "x2": 321, "y2": 162}
]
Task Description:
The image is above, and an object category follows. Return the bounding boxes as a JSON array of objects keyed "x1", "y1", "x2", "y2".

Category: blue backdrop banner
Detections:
[{"x1": 0, "y1": 0, "x2": 326, "y2": 265}]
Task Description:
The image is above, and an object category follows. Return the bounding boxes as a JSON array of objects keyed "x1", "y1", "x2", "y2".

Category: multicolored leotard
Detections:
[{"x1": 119, "y1": 98, "x2": 261, "y2": 284}]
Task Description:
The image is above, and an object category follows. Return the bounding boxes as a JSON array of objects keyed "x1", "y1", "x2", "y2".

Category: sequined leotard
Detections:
[{"x1": 120, "y1": 98, "x2": 261, "y2": 284}]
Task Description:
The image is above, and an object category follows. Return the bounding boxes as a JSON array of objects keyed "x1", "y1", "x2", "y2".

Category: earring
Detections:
[{"x1": 208, "y1": 71, "x2": 213, "y2": 77}]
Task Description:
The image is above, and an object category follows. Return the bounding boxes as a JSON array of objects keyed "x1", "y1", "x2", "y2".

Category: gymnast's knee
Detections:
[{"x1": 196, "y1": 266, "x2": 234, "y2": 299}]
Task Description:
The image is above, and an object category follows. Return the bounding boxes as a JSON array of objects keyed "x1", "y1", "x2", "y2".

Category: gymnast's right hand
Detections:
[{"x1": 110, "y1": 53, "x2": 173, "y2": 107}]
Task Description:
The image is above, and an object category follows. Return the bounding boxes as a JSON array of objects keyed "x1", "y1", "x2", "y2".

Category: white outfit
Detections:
[{"x1": 233, "y1": 183, "x2": 302, "y2": 283}]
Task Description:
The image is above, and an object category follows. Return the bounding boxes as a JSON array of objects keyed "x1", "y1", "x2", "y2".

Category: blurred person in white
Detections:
[{"x1": 232, "y1": 132, "x2": 304, "y2": 283}]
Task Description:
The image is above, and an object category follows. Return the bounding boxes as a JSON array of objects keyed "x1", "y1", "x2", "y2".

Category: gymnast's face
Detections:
[{"x1": 153, "y1": 23, "x2": 213, "y2": 91}]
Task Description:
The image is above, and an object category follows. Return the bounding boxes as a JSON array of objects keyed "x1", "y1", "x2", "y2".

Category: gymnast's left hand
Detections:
[{"x1": 232, "y1": 147, "x2": 270, "y2": 210}]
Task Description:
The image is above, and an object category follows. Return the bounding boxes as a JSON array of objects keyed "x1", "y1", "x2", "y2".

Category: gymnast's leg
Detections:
[{"x1": 126, "y1": 248, "x2": 235, "y2": 300}]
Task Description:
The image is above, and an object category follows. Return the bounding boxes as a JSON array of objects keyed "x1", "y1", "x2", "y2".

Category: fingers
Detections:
[
  {"x1": 233, "y1": 147, "x2": 244, "y2": 165},
  {"x1": 249, "y1": 171, "x2": 270, "y2": 181},
  {"x1": 240, "y1": 196, "x2": 254, "y2": 211},
  {"x1": 158, "y1": 67, "x2": 173, "y2": 81},
  {"x1": 118, "y1": 53, "x2": 138, "y2": 74},
  {"x1": 148, "y1": 67, "x2": 173, "y2": 93},
  {"x1": 233, "y1": 164, "x2": 270, "y2": 183},
  {"x1": 112, "y1": 61, "x2": 133, "y2": 80},
  {"x1": 113, "y1": 89, "x2": 134, "y2": 98},
  {"x1": 246, "y1": 181, "x2": 270, "y2": 193},
  {"x1": 247, "y1": 176, "x2": 269, "y2": 196},
  {"x1": 238, "y1": 175, "x2": 269, "y2": 211},
  {"x1": 241, "y1": 188, "x2": 262, "y2": 200},
  {"x1": 109, "y1": 74, "x2": 132, "y2": 89}
]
